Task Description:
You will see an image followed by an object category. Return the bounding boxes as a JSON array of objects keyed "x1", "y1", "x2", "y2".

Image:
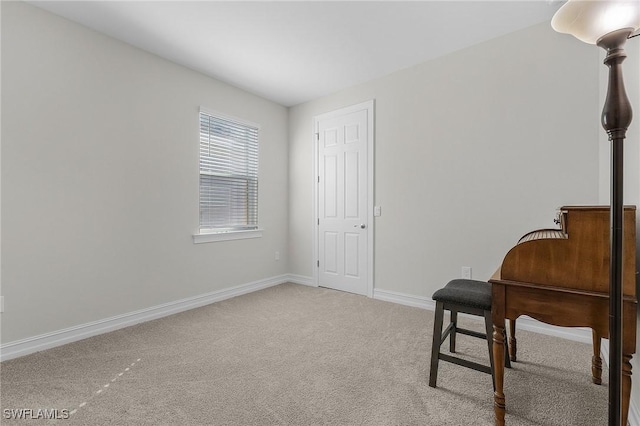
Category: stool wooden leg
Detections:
[
  {"x1": 508, "y1": 319, "x2": 517, "y2": 362},
  {"x1": 450, "y1": 310, "x2": 458, "y2": 353},
  {"x1": 429, "y1": 301, "x2": 445, "y2": 388},
  {"x1": 484, "y1": 310, "x2": 496, "y2": 391},
  {"x1": 493, "y1": 323, "x2": 506, "y2": 426},
  {"x1": 591, "y1": 329, "x2": 602, "y2": 385}
]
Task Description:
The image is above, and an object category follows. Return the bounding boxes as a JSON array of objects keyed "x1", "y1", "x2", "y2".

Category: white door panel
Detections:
[{"x1": 317, "y1": 107, "x2": 369, "y2": 296}]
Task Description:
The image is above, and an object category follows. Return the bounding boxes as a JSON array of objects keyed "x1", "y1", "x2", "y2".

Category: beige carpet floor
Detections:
[{"x1": 0, "y1": 283, "x2": 609, "y2": 425}]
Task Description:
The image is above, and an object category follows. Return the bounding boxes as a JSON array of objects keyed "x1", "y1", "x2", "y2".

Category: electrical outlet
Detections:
[
  {"x1": 275, "y1": 251, "x2": 280, "y2": 261},
  {"x1": 462, "y1": 267, "x2": 472, "y2": 279},
  {"x1": 374, "y1": 206, "x2": 382, "y2": 217}
]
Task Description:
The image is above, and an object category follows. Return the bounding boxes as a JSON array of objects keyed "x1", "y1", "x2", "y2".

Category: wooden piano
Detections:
[{"x1": 489, "y1": 205, "x2": 638, "y2": 426}]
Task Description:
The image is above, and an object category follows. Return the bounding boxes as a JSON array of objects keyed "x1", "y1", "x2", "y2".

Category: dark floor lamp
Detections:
[{"x1": 552, "y1": 1, "x2": 639, "y2": 425}]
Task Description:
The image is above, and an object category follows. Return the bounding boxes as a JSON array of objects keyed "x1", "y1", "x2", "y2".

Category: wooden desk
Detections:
[
  {"x1": 489, "y1": 206, "x2": 637, "y2": 426},
  {"x1": 490, "y1": 277, "x2": 637, "y2": 425}
]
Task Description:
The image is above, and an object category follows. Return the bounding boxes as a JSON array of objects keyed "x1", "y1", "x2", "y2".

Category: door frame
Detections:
[{"x1": 312, "y1": 100, "x2": 375, "y2": 298}]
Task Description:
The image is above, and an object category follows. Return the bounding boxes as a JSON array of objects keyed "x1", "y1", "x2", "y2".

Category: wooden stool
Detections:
[{"x1": 428, "y1": 279, "x2": 510, "y2": 390}]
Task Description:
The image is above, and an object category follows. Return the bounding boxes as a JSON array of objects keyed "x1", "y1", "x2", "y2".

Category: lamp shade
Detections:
[{"x1": 551, "y1": 0, "x2": 640, "y2": 44}]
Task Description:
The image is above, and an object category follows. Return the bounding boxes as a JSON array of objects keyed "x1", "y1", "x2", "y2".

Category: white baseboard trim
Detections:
[
  {"x1": 374, "y1": 288, "x2": 433, "y2": 309},
  {"x1": 512, "y1": 317, "x2": 593, "y2": 344},
  {"x1": 0, "y1": 274, "x2": 290, "y2": 362},
  {"x1": 285, "y1": 274, "x2": 315, "y2": 287},
  {"x1": 373, "y1": 288, "x2": 593, "y2": 344},
  {"x1": 3, "y1": 277, "x2": 636, "y2": 425}
]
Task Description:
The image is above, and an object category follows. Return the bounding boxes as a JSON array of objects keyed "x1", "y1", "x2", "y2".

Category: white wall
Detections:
[
  {"x1": 289, "y1": 22, "x2": 600, "y2": 298},
  {"x1": 2, "y1": 2, "x2": 640, "y2": 418},
  {"x1": 1, "y1": 1, "x2": 289, "y2": 343}
]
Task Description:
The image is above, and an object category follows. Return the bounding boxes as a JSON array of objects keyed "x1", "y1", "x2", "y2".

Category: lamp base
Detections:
[{"x1": 597, "y1": 29, "x2": 633, "y2": 134}]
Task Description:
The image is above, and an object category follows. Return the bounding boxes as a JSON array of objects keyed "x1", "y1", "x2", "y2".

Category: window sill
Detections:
[{"x1": 192, "y1": 229, "x2": 264, "y2": 244}]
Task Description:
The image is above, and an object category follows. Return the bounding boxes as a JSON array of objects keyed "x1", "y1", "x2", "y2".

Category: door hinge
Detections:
[
  {"x1": 317, "y1": 260, "x2": 320, "y2": 267},
  {"x1": 317, "y1": 218, "x2": 320, "y2": 225},
  {"x1": 315, "y1": 132, "x2": 319, "y2": 140},
  {"x1": 318, "y1": 176, "x2": 320, "y2": 183}
]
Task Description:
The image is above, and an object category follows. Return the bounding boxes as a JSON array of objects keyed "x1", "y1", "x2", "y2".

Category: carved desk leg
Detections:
[
  {"x1": 591, "y1": 330, "x2": 602, "y2": 385},
  {"x1": 622, "y1": 354, "x2": 633, "y2": 426},
  {"x1": 508, "y1": 319, "x2": 517, "y2": 362}
]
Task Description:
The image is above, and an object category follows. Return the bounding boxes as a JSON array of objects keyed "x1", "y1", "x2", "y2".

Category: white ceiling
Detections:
[{"x1": 29, "y1": 1, "x2": 564, "y2": 107}]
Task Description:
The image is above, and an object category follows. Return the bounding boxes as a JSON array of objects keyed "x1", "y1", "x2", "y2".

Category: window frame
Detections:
[{"x1": 193, "y1": 108, "x2": 262, "y2": 244}]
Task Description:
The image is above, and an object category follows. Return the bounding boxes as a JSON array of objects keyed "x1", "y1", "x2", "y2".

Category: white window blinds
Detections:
[{"x1": 199, "y1": 110, "x2": 259, "y2": 232}]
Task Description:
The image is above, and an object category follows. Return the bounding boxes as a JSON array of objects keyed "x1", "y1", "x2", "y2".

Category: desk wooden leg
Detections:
[
  {"x1": 622, "y1": 354, "x2": 633, "y2": 426},
  {"x1": 493, "y1": 324, "x2": 506, "y2": 426},
  {"x1": 508, "y1": 319, "x2": 517, "y2": 362},
  {"x1": 591, "y1": 330, "x2": 602, "y2": 385}
]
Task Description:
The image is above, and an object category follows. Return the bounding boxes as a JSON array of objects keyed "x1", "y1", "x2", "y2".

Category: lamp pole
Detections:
[
  {"x1": 552, "y1": 1, "x2": 639, "y2": 423},
  {"x1": 596, "y1": 28, "x2": 633, "y2": 426}
]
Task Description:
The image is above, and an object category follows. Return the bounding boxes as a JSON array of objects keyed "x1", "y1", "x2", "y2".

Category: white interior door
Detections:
[{"x1": 316, "y1": 103, "x2": 372, "y2": 296}]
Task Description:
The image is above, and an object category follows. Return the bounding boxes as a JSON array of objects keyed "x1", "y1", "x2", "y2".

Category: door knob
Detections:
[{"x1": 354, "y1": 224, "x2": 366, "y2": 229}]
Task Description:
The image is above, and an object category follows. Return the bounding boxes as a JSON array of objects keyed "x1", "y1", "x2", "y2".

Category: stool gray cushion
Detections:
[{"x1": 432, "y1": 279, "x2": 491, "y2": 310}]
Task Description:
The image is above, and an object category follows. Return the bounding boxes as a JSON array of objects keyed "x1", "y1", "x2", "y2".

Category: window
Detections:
[{"x1": 198, "y1": 109, "x2": 259, "y2": 237}]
